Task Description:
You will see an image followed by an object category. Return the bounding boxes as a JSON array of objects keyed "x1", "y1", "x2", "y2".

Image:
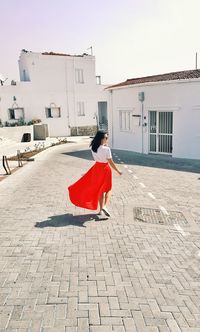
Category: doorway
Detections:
[
  {"x1": 149, "y1": 111, "x2": 173, "y2": 154},
  {"x1": 98, "y1": 102, "x2": 108, "y2": 131}
]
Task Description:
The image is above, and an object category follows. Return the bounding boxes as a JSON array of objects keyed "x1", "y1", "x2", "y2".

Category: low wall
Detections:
[
  {"x1": 0, "y1": 126, "x2": 34, "y2": 142},
  {"x1": 70, "y1": 125, "x2": 97, "y2": 136}
]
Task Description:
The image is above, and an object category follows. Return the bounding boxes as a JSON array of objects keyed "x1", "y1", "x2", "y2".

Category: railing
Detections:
[
  {"x1": 2, "y1": 151, "x2": 23, "y2": 175},
  {"x1": 2, "y1": 156, "x2": 11, "y2": 175}
]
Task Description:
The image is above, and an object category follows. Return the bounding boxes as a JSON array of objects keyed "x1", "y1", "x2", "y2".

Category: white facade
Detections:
[
  {"x1": 108, "y1": 79, "x2": 200, "y2": 160},
  {"x1": 0, "y1": 50, "x2": 108, "y2": 137}
]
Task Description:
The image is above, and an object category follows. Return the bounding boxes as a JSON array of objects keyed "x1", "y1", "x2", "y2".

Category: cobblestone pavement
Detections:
[{"x1": 0, "y1": 140, "x2": 200, "y2": 332}]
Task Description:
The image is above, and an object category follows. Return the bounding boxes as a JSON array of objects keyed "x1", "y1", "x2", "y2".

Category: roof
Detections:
[
  {"x1": 107, "y1": 69, "x2": 200, "y2": 89},
  {"x1": 41, "y1": 51, "x2": 90, "y2": 57},
  {"x1": 21, "y1": 49, "x2": 91, "y2": 58}
]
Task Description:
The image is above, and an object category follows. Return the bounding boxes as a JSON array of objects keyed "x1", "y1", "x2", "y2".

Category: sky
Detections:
[{"x1": 1, "y1": 0, "x2": 200, "y2": 85}]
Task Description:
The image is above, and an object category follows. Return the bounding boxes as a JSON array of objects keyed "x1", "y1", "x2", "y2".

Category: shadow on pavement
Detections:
[
  {"x1": 63, "y1": 149, "x2": 93, "y2": 161},
  {"x1": 114, "y1": 149, "x2": 200, "y2": 174},
  {"x1": 63, "y1": 149, "x2": 200, "y2": 174},
  {"x1": 35, "y1": 213, "x2": 107, "y2": 228}
]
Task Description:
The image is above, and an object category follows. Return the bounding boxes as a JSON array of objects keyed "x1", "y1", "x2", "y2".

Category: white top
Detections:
[{"x1": 92, "y1": 145, "x2": 112, "y2": 163}]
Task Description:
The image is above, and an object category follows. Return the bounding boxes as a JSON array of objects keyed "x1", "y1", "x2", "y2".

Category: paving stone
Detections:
[
  {"x1": 77, "y1": 318, "x2": 89, "y2": 332},
  {"x1": 166, "y1": 318, "x2": 182, "y2": 331},
  {"x1": 90, "y1": 327, "x2": 112, "y2": 332}
]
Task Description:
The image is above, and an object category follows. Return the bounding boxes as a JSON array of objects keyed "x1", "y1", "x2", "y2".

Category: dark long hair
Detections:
[{"x1": 90, "y1": 130, "x2": 107, "y2": 152}]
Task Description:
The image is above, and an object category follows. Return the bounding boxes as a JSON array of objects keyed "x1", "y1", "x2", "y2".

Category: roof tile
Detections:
[{"x1": 107, "y1": 69, "x2": 200, "y2": 89}]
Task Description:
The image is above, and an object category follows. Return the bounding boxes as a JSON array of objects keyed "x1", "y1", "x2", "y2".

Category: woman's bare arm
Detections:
[{"x1": 107, "y1": 158, "x2": 122, "y2": 175}]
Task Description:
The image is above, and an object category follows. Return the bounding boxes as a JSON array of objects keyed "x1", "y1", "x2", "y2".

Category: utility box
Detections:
[
  {"x1": 138, "y1": 92, "x2": 145, "y2": 102},
  {"x1": 34, "y1": 124, "x2": 49, "y2": 140}
]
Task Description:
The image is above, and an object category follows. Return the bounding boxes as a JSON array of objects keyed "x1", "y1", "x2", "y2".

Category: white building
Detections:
[
  {"x1": 0, "y1": 50, "x2": 108, "y2": 138},
  {"x1": 107, "y1": 70, "x2": 200, "y2": 160}
]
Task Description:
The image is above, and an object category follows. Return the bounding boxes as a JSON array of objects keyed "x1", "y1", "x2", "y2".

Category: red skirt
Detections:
[{"x1": 68, "y1": 162, "x2": 112, "y2": 210}]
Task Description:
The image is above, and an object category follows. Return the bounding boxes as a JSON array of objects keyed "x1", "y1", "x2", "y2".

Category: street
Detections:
[{"x1": 0, "y1": 139, "x2": 200, "y2": 332}]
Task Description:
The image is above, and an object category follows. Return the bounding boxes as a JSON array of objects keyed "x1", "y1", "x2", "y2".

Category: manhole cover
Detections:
[{"x1": 134, "y1": 207, "x2": 188, "y2": 226}]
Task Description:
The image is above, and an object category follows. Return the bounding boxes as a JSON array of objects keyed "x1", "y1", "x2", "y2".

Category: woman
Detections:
[{"x1": 68, "y1": 130, "x2": 122, "y2": 217}]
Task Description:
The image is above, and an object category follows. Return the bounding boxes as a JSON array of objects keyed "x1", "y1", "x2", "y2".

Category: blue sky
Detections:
[{"x1": 1, "y1": 0, "x2": 200, "y2": 84}]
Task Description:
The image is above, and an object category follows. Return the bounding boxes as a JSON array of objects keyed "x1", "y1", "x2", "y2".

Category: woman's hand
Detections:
[{"x1": 108, "y1": 158, "x2": 122, "y2": 175}]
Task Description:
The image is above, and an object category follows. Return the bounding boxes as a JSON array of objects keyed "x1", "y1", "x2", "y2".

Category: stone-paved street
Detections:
[{"x1": 0, "y1": 138, "x2": 200, "y2": 332}]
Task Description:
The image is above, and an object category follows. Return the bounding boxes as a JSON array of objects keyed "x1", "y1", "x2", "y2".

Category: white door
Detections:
[{"x1": 149, "y1": 111, "x2": 173, "y2": 154}]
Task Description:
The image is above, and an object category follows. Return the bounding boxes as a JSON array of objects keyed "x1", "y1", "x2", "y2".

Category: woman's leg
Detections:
[
  {"x1": 101, "y1": 190, "x2": 111, "y2": 217},
  {"x1": 104, "y1": 190, "x2": 111, "y2": 207},
  {"x1": 99, "y1": 193, "x2": 104, "y2": 211}
]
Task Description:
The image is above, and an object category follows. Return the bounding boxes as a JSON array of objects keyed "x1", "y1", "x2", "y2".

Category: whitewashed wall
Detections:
[
  {"x1": 0, "y1": 51, "x2": 108, "y2": 137},
  {"x1": 109, "y1": 79, "x2": 200, "y2": 160},
  {"x1": 0, "y1": 125, "x2": 33, "y2": 142},
  {"x1": 0, "y1": 82, "x2": 70, "y2": 137}
]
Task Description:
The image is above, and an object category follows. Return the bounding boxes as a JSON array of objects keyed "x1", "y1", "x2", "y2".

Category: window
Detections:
[
  {"x1": 45, "y1": 107, "x2": 61, "y2": 118},
  {"x1": 75, "y1": 69, "x2": 84, "y2": 83},
  {"x1": 23, "y1": 70, "x2": 27, "y2": 81},
  {"x1": 96, "y1": 76, "x2": 101, "y2": 85},
  {"x1": 119, "y1": 111, "x2": 131, "y2": 132},
  {"x1": 8, "y1": 108, "x2": 24, "y2": 120},
  {"x1": 9, "y1": 109, "x2": 15, "y2": 120},
  {"x1": 46, "y1": 108, "x2": 52, "y2": 118},
  {"x1": 22, "y1": 69, "x2": 30, "y2": 81},
  {"x1": 77, "y1": 102, "x2": 85, "y2": 116}
]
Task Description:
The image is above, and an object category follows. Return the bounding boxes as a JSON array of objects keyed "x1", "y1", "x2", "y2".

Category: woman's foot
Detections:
[
  {"x1": 102, "y1": 206, "x2": 111, "y2": 217},
  {"x1": 97, "y1": 210, "x2": 103, "y2": 216}
]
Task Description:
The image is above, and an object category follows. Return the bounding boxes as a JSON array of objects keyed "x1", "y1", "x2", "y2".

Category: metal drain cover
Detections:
[{"x1": 134, "y1": 207, "x2": 188, "y2": 226}]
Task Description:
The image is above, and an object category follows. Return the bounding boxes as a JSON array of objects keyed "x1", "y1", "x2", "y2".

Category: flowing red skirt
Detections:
[{"x1": 68, "y1": 162, "x2": 112, "y2": 210}]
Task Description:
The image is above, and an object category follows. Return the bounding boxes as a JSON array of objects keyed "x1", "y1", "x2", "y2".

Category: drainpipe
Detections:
[
  {"x1": 141, "y1": 101, "x2": 144, "y2": 153},
  {"x1": 73, "y1": 56, "x2": 78, "y2": 135},
  {"x1": 138, "y1": 92, "x2": 145, "y2": 154},
  {"x1": 110, "y1": 90, "x2": 114, "y2": 148},
  {"x1": 65, "y1": 59, "x2": 70, "y2": 133}
]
